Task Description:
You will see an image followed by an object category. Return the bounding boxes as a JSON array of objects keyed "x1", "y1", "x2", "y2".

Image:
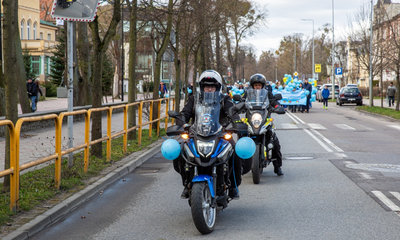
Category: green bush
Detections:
[
  {"x1": 41, "y1": 81, "x2": 57, "y2": 97},
  {"x1": 143, "y1": 81, "x2": 154, "y2": 92}
]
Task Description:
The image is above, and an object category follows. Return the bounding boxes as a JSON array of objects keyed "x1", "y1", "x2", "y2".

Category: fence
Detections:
[{"x1": 0, "y1": 97, "x2": 175, "y2": 212}]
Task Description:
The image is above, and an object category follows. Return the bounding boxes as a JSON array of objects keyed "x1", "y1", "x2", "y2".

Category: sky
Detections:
[{"x1": 244, "y1": 0, "x2": 390, "y2": 58}]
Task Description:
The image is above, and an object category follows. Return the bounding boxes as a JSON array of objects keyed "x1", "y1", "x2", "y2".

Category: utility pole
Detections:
[
  {"x1": 369, "y1": 0, "x2": 374, "y2": 107},
  {"x1": 332, "y1": 0, "x2": 336, "y2": 100},
  {"x1": 121, "y1": 3, "x2": 124, "y2": 101}
]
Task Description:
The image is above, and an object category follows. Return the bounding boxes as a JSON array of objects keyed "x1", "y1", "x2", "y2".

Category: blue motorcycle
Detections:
[{"x1": 162, "y1": 92, "x2": 255, "y2": 234}]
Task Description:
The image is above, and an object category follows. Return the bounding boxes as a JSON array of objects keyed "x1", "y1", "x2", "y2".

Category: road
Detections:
[{"x1": 31, "y1": 101, "x2": 400, "y2": 239}]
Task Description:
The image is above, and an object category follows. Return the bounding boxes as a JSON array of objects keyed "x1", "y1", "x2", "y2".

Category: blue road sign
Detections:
[{"x1": 335, "y1": 68, "x2": 343, "y2": 75}]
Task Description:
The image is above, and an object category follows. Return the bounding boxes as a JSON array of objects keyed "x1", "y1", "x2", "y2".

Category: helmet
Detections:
[
  {"x1": 249, "y1": 74, "x2": 267, "y2": 89},
  {"x1": 198, "y1": 70, "x2": 223, "y2": 92}
]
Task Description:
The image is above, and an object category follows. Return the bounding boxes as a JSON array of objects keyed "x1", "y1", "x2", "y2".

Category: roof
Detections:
[{"x1": 40, "y1": 20, "x2": 57, "y2": 27}]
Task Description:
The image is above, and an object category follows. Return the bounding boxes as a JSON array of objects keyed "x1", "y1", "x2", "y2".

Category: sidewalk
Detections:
[{"x1": 1, "y1": 96, "x2": 184, "y2": 175}]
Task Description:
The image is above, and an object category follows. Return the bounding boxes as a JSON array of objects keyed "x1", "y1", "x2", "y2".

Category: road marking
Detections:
[
  {"x1": 285, "y1": 111, "x2": 300, "y2": 124},
  {"x1": 334, "y1": 124, "x2": 356, "y2": 130},
  {"x1": 359, "y1": 125, "x2": 375, "y2": 131},
  {"x1": 344, "y1": 161, "x2": 354, "y2": 164},
  {"x1": 310, "y1": 129, "x2": 344, "y2": 152},
  {"x1": 372, "y1": 191, "x2": 400, "y2": 211},
  {"x1": 390, "y1": 192, "x2": 400, "y2": 202},
  {"x1": 357, "y1": 172, "x2": 374, "y2": 180},
  {"x1": 388, "y1": 125, "x2": 400, "y2": 131},
  {"x1": 303, "y1": 129, "x2": 333, "y2": 152},
  {"x1": 288, "y1": 112, "x2": 305, "y2": 124},
  {"x1": 308, "y1": 123, "x2": 326, "y2": 130},
  {"x1": 281, "y1": 123, "x2": 298, "y2": 129}
]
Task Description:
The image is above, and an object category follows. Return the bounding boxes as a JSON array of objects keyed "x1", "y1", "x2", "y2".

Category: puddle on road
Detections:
[{"x1": 345, "y1": 163, "x2": 400, "y2": 173}]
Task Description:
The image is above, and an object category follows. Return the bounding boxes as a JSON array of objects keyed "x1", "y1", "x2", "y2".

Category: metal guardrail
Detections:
[{"x1": 0, "y1": 97, "x2": 175, "y2": 211}]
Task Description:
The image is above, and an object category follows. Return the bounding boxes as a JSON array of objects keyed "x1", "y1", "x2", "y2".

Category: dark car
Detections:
[{"x1": 336, "y1": 87, "x2": 363, "y2": 106}]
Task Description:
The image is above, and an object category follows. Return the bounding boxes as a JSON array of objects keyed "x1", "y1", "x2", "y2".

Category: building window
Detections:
[
  {"x1": 21, "y1": 20, "x2": 24, "y2": 39},
  {"x1": 47, "y1": 33, "x2": 51, "y2": 41},
  {"x1": 31, "y1": 56, "x2": 41, "y2": 76},
  {"x1": 33, "y1": 22, "x2": 37, "y2": 40},
  {"x1": 40, "y1": 32, "x2": 43, "y2": 40},
  {"x1": 27, "y1": 21, "x2": 31, "y2": 40}
]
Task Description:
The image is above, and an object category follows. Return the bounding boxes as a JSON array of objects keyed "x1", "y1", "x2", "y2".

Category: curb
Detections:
[{"x1": 3, "y1": 139, "x2": 164, "y2": 240}]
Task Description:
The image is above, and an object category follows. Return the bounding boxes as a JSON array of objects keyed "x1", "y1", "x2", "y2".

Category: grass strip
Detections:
[
  {"x1": 357, "y1": 105, "x2": 400, "y2": 119},
  {"x1": 0, "y1": 128, "x2": 166, "y2": 228}
]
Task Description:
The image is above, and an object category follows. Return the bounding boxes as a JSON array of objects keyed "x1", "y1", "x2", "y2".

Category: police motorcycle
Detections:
[
  {"x1": 241, "y1": 89, "x2": 285, "y2": 184},
  {"x1": 57, "y1": 0, "x2": 76, "y2": 8},
  {"x1": 161, "y1": 91, "x2": 255, "y2": 234}
]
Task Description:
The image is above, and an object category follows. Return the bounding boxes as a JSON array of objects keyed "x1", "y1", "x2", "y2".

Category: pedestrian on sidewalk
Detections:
[
  {"x1": 35, "y1": 80, "x2": 43, "y2": 106},
  {"x1": 159, "y1": 82, "x2": 168, "y2": 103},
  {"x1": 26, "y1": 77, "x2": 38, "y2": 112},
  {"x1": 387, "y1": 82, "x2": 397, "y2": 107},
  {"x1": 321, "y1": 85, "x2": 330, "y2": 110}
]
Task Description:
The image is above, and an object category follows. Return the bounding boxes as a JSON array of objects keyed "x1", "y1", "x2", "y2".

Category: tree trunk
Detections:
[
  {"x1": 128, "y1": 0, "x2": 137, "y2": 140},
  {"x1": 2, "y1": 0, "x2": 19, "y2": 193},
  {"x1": 77, "y1": 22, "x2": 92, "y2": 105},
  {"x1": 89, "y1": 1, "x2": 121, "y2": 157},
  {"x1": 0, "y1": 64, "x2": 5, "y2": 117},
  {"x1": 184, "y1": 50, "x2": 189, "y2": 102}
]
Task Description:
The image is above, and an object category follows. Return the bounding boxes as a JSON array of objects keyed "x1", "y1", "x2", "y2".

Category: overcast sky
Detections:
[{"x1": 244, "y1": 0, "x2": 392, "y2": 58}]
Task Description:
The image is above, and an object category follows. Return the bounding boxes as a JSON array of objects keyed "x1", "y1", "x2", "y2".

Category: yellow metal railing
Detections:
[{"x1": 0, "y1": 97, "x2": 175, "y2": 211}]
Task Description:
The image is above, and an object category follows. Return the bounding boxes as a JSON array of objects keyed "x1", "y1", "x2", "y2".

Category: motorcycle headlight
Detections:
[
  {"x1": 251, "y1": 113, "x2": 262, "y2": 129},
  {"x1": 197, "y1": 140, "x2": 215, "y2": 158}
]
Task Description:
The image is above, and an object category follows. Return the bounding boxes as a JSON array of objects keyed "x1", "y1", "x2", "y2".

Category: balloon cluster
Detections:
[
  {"x1": 272, "y1": 74, "x2": 318, "y2": 102},
  {"x1": 229, "y1": 86, "x2": 245, "y2": 97}
]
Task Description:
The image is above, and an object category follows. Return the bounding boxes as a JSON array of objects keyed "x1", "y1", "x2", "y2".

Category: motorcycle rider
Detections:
[
  {"x1": 174, "y1": 70, "x2": 245, "y2": 200},
  {"x1": 247, "y1": 74, "x2": 284, "y2": 176}
]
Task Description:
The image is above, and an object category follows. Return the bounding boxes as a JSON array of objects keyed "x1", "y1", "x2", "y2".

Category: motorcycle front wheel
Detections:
[
  {"x1": 252, "y1": 145, "x2": 261, "y2": 184},
  {"x1": 191, "y1": 182, "x2": 216, "y2": 234}
]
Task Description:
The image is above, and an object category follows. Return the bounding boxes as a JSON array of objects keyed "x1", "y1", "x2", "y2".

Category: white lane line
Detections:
[
  {"x1": 372, "y1": 191, "x2": 400, "y2": 211},
  {"x1": 310, "y1": 129, "x2": 344, "y2": 152},
  {"x1": 287, "y1": 111, "x2": 305, "y2": 124},
  {"x1": 281, "y1": 123, "x2": 298, "y2": 129},
  {"x1": 388, "y1": 125, "x2": 400, "y2": 131},
  {"x1": 344, "y1": 161, "x2": 354, "y2": 164},
  {"x1": 303, "y1": 129, "x2": 333, "y2": 152},
  {"x1": 285, "y1": 111, "x2": 300, "y2": 124},
  {"x1": 390, "y1": 192, "x2": 400, "y2": 203},
  {"x1": 334, "y1": 124, "x2": 356, "y2": 130},
  {"x1": 359, "y1": 125, "x2": 375, "y2": 131},
  {"x1": 308, "y1": 123, "x2": 327, "y2": 130},
  {"x1": 358, "y1": 172, "x2": 374, "y2": 180}
]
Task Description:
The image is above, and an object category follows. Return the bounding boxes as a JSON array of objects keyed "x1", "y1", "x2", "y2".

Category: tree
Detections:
[
  {"x1": 22, "y1": 48, "x2": 36, "y2": 80},
  {"x1": 102, "y1": 53, "x2": 114, "y2": 95},
  {"x1": 89, "y1": 0, "x2": 121, "y2": 158},
  {"x1": 2, "y1": 0, "x2": 20, "y2": 196},
  {"x1": 77, "y1": 22, "x2": 92, "y2": 105},
  {"x1": 50, "y1": 29, "x2": 66, "y2": 86}
]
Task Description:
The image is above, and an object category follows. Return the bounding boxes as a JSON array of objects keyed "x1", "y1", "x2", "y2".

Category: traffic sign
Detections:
[
  {"x1": 315, "y1": 64, "x2": 321, "y2": 73},
  {"x1": 294, "y1": 71, "x2": 298, "y2": 77},
  {"x1": 335, "y1": 68, "x2": 343, "y2": 76}
]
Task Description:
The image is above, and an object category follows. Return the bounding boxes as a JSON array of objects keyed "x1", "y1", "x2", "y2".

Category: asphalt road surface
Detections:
[{"x1": 32, "y1": 102, "x2": 400, "y2": 239}]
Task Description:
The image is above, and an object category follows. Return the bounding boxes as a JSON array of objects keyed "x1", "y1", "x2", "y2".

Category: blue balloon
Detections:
[
  {"x1": 235, "y1": 137, "x2": 256, "y2": 159},
  {"x1": 165, "y1": 94, "x2": 169, "y2": 98},
  {"x1": 305, "y1": 90, "x2": 310, "y2": 96},
  {"x1": 311, "y1": 95, "x2": 316, "y2": 102},
  {"x1": 188, "y1": 89, "x2": 192, "y2": 94},
  {"x1": 161, "y1": 139, "x2": 181, "y2": 160},
  {"x1": 239, "y1": 89, "x2": 244, "y2": 94},
  {"x1": 278, "y1": 85, "x2": 283, "y2": 90},
  {"x1": 271, "y1": 83, "x2": 276, "y2": 88},
  {"x1": 159, "y1": 91, "x2": 161, "y2": 95},
  {"x1": 312, "y1": 87, "x2": 317, "y2": 94}
]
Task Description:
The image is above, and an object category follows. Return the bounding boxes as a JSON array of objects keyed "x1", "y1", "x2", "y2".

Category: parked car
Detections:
[
  {"x1": 346, "y1": 84, "x2": 358, "y2": 88},
  {"x1": 317, "y1": 84, "x2": 339, "y2": 101},
  {"x1": 336, "y1": 87, "x2": 363, "y2": 106}
]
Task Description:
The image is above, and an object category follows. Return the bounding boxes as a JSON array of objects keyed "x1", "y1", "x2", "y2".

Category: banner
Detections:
[{"x1": 278, "y1": 90, "x2": 307, "y2": 106}]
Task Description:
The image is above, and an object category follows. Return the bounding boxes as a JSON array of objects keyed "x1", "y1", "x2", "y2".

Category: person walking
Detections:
[
  {"x1": 387, "y1": 82, "x2": 397, "y2": 107},
  {"x1": 302, "y1": 78, "x2": 312, "y2": 113},
  {"x1": 159, "y1": 82, "x2": 168, "y2": 103},
  {"x1": 321, "y1": 85, "x2": 330, "y2": 110},
  {"x1": 26, "y1": 77, "x2": 38, "y2": 112}
]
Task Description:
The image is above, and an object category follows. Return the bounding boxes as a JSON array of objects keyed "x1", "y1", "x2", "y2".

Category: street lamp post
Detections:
[
  {"x1": 369, "y1": 0, "x2": 374, "y2": 107},
  {"x1": 332, "y1": 0, "x2": 335, "y2": 100},
  {"x1": 121, "y1": 4, "x2": 124, "y2": 102},
  {"x1": 301, "y1": 19, "x2": 314, "y2": 80}
]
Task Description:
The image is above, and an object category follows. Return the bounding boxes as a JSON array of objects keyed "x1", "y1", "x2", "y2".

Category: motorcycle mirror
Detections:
[
  {"x1": 274, "y1": 107, "x2": 286, "y2": 114},
  {"x1": 274, "y1": 93, "x2": 282, "y2": 100},
  {"x1": 232, "y1": 94, "x2": 242, "y2": 102},
  {"x1": 168, "y1": 111, "x2": 179, "y2": 118}
]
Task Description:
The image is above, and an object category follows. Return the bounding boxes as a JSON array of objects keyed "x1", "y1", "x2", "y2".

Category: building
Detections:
[{"x1": 19, "y1": 0, "x2": 59, "y2": 81}]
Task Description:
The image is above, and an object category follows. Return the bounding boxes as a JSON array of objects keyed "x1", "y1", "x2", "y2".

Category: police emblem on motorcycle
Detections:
[{"x1": 202, "y1": 114, "x2": 211, "y2": 124}]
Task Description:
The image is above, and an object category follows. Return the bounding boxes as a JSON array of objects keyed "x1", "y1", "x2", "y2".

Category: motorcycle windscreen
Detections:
[
  {"x1": 194, "y1": 92, "x2": 222, "y2": 137},
  {"x1": 245, "y1": 89, "x2": 270, "y2": 109}
]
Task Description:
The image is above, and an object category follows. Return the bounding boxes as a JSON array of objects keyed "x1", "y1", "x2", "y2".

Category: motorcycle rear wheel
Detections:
[
  {"x1": 191, "y1": 182, "x2": 216, "y2": 234},
  {"x1": 252, "y1": 145, "x2": 261, "y2": 184}
]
